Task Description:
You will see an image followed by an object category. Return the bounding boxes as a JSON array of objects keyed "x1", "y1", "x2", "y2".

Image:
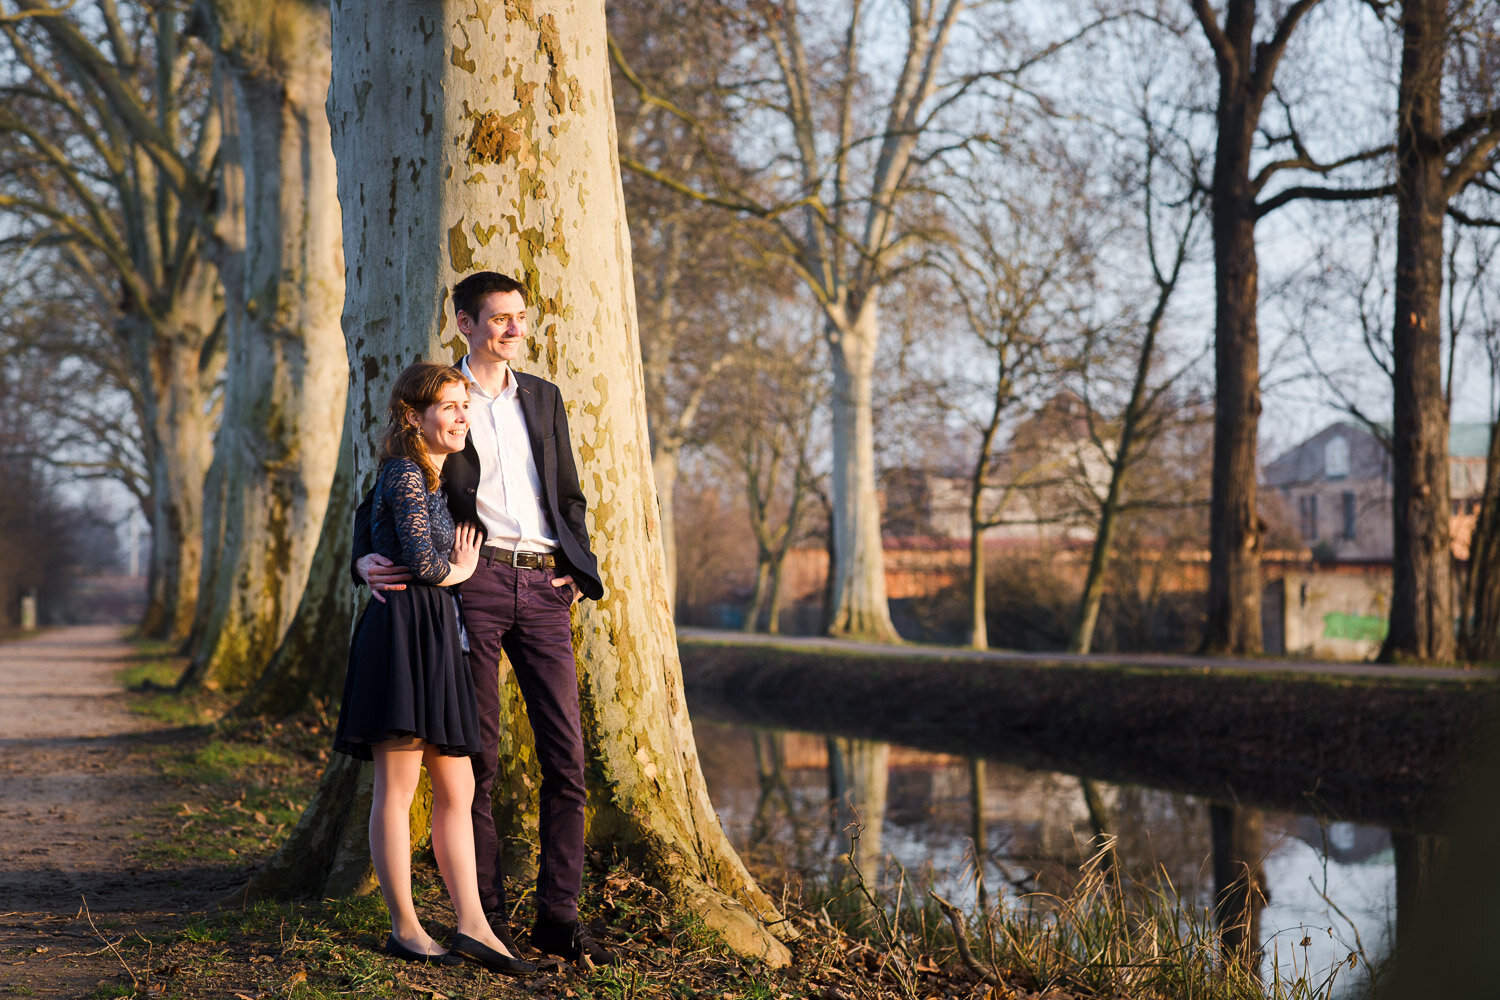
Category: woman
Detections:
[{"x1": 332, "y1": 362, "x2": 532, "y2": 976}]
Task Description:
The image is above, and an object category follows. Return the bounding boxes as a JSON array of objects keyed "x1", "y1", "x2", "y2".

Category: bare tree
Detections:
[
  {"x1": 1, "y1": 0, "x2": 223, "y2": 641},
  {"x1": 712, "y1": 328, "x2": 825, "y2": 634},
  {"x1": 938, "y1": 158, "x2": 1092, "y2": 649},
  {"x1": 609, "y1": 0, "x2": 762, "y2": 610},
  {"x1": 1381, "y1": 0, "x2": 1500, "y2": 662},
  {"x1": 1187, "y1": 0, "x2": 1389, "y2": 654},
  {"x1": 1070, "y1": 120, "x2": 1208, "y2": 654},
  {"x1": 613, "y1": 1, "x2": 1105, "y2": 641}
]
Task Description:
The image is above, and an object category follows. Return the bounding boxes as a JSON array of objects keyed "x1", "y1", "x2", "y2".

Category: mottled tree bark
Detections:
[
  {"x1": 180, "y1": 0, "x2": 347, "y2": 691},
  {"x1": 248, "y1": 0, "x2": 788, "y2": 964},
  {"x1": 233, "y1": 423, "x2": 355, "y2": 718},
  {"x1": 827, "y1": 303, "x2": 899, "y2": 641},
  {"x1": 131, "y1": 291, "x2": 220, "y2": 643}
]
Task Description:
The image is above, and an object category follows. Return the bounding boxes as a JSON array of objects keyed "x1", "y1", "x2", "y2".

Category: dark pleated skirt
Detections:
[{"x1": 332, "y1": 584, "x2": 481, "y2": 760}]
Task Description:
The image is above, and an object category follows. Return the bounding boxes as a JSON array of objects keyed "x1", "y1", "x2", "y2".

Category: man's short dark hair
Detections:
[{"x1": 452, "y1": 271, "x2": 528, "y2": 321}]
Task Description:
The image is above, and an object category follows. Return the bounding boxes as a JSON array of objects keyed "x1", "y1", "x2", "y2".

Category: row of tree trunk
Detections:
[{"x1": 16, "y1": 0, "x2": 797, "y2": 959}]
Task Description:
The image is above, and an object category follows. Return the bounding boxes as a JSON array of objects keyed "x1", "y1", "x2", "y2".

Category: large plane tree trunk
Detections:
[
  {"x1": 246, "y1": 0, "x2": 788, "y2": 965},
  {"x1": 233, "y1": 426, "x2": 355, "y2": 718},
  {"x1": 179, "y1": 0, "x2": 347, "y2": 692},
  {"x1": 826, "y1": 302, "x2": 900, "y2": 642},
  {"x1": 131, "y1": 283, "x2": 221, "y2": 643}
]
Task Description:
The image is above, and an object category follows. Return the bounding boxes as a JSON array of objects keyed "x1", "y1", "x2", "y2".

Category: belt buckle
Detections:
[{"x1": 508, "y1": 548, "x2": 524, "y2": 568}]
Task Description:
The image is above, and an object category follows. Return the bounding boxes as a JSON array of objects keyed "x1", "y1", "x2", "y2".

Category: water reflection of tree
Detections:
[
  {"x1": 748, "y1": 731, "x2": 795, "y2": 846},
  {"x1": 828, "y1": 738, "x2": 890, "y2": 890},
  {"x1": 1210, "y1": 804, "x2": 1268, "y2": 980}
]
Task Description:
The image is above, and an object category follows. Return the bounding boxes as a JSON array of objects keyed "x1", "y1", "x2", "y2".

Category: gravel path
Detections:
[{"x1": 0, "y1": 626, "x2": 215, "y2": 996}]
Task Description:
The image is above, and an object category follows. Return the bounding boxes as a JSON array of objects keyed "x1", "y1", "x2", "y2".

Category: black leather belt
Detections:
[{"x1": 481, "y1": 545, "x2": 556, "y2": 569}]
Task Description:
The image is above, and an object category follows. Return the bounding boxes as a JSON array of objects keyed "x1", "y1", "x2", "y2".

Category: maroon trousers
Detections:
[{"x1": 458, "y1": 556, "x2": 585, "y2": 924}]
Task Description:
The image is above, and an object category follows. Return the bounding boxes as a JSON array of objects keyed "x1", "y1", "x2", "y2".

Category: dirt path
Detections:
[{"x1": 0, "y1": 626, "x2": 227, "y2": 996}]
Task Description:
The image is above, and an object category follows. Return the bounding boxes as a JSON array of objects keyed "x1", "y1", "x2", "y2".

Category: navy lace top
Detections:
[{"x1": 370, "y1": 458, "x2": 455, "y2": 585}]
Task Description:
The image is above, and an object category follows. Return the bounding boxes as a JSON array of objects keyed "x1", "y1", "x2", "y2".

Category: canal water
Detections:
[{"x1": 691, "y1": 718, "x2": 1393, "y2": 989}]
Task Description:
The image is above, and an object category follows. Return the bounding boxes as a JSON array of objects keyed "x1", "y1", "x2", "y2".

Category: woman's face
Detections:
[{"x1": 411, "y1": 381, "x2": 470, "y2": 455}]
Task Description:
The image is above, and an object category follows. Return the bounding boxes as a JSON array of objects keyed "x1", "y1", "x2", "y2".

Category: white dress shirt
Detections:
[{"x1": 459, "y1": 357, "x2": 559, "y2": 553}]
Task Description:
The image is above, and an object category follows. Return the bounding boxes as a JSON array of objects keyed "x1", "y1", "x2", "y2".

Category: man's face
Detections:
[{"x1": 458, "y1": 290, "x2": 527, "y2": 364}]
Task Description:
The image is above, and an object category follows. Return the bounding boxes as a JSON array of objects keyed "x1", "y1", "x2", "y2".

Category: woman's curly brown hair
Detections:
[{"x1": 378, "y1": 362, "x2": 469, "y2": 490}]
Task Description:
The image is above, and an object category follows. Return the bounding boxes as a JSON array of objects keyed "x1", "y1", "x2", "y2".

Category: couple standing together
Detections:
[{"x1": 331, "y1": 270, "x2": 611, "y2": 975}]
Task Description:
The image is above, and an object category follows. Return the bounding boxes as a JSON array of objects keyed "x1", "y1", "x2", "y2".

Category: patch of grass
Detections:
[
  {"x1": 120, "y1": 643, "x2": 233, "y2": 727},
  {"x1": 119, "y1": 641, "x2": 180, "y2": 687},
  {"x1": 795, "y1": 841, "x2": 1378, "y2": 1000},
  {"x1": 139, "y1": 722, "x2": 327, "y2": 868}
]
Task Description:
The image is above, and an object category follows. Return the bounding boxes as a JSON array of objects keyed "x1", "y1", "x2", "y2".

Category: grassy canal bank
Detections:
[{"x1": 677, "y1": 634, "x2": 1500, "y2": 831}]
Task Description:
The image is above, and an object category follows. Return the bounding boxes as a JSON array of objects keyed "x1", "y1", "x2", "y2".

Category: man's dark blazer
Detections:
[{"x1": 351, "y1": 366, "x2": 603, "y2": 601}]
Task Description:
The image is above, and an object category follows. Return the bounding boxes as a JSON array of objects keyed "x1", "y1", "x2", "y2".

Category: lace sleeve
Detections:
[{"x1": 378, "y1": 459, "x2": 451, "y2": 584}]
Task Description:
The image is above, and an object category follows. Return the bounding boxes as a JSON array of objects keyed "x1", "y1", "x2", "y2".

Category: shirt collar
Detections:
[{"x1": 459, "y1": 356, "x2": 517, "y2": 401}]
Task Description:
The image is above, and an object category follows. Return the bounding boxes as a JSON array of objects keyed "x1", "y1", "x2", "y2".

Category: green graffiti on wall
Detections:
[{"x1": 1322, "y1": 612, "x2": 1388, "y2": 642}]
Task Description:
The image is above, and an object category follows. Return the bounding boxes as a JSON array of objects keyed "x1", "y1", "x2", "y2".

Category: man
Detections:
[{"x1": 353, "y1": 270, "x2": 612, "y2": 966}]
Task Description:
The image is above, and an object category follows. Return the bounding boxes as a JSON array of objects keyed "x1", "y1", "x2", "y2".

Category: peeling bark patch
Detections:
[
  {"x1": 465, "y1": 110, "x2": 527, "y2": 165},
  {"x1": 534, "y1": 14, "x2": 582, "y2": 114},
  {"x1": 448, "y1": 222, "x2": 474, "y2": 272},
  {"x1": 471, "y1": 221, "x2": 500, "y2": 248},
  {"x1": 451, "y1": 41, "x2": 476, "y2": 73},
  {"x1": 470, "y1": 0, "x2": 499, "y2": 32}
]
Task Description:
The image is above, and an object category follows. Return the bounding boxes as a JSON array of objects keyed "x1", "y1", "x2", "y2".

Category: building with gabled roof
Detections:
[{"x1": 1262, "y1": 420, "x2": 1490, "y2": 562}]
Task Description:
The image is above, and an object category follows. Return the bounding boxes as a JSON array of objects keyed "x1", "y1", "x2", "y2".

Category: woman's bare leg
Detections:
[
  {"x1": 371, "y1": 738, "x2": 442, "y2": 955},
  {"x1": 424, "y1": 748, "x2": 513, "y2": 956}
]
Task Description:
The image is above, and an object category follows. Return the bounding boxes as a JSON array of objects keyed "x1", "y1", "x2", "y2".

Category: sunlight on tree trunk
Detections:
[
  {"x1": 827, "y1": 306, "x2": 899, "y2": 642},
  {"x1": 134, "y1": 292, "x2": 220, "y2": 642},
  {"x1": 247, "y1": 0, "x2": 788, "y2": 964}
]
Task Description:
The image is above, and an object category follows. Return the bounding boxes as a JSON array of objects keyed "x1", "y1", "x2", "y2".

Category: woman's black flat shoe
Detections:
[
  {"x1": 449, "y1": 932, "x2": 537, "y2": 976},
  {"x1": 383, "y1": 934, "x2": 463, "y2": 966}
]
